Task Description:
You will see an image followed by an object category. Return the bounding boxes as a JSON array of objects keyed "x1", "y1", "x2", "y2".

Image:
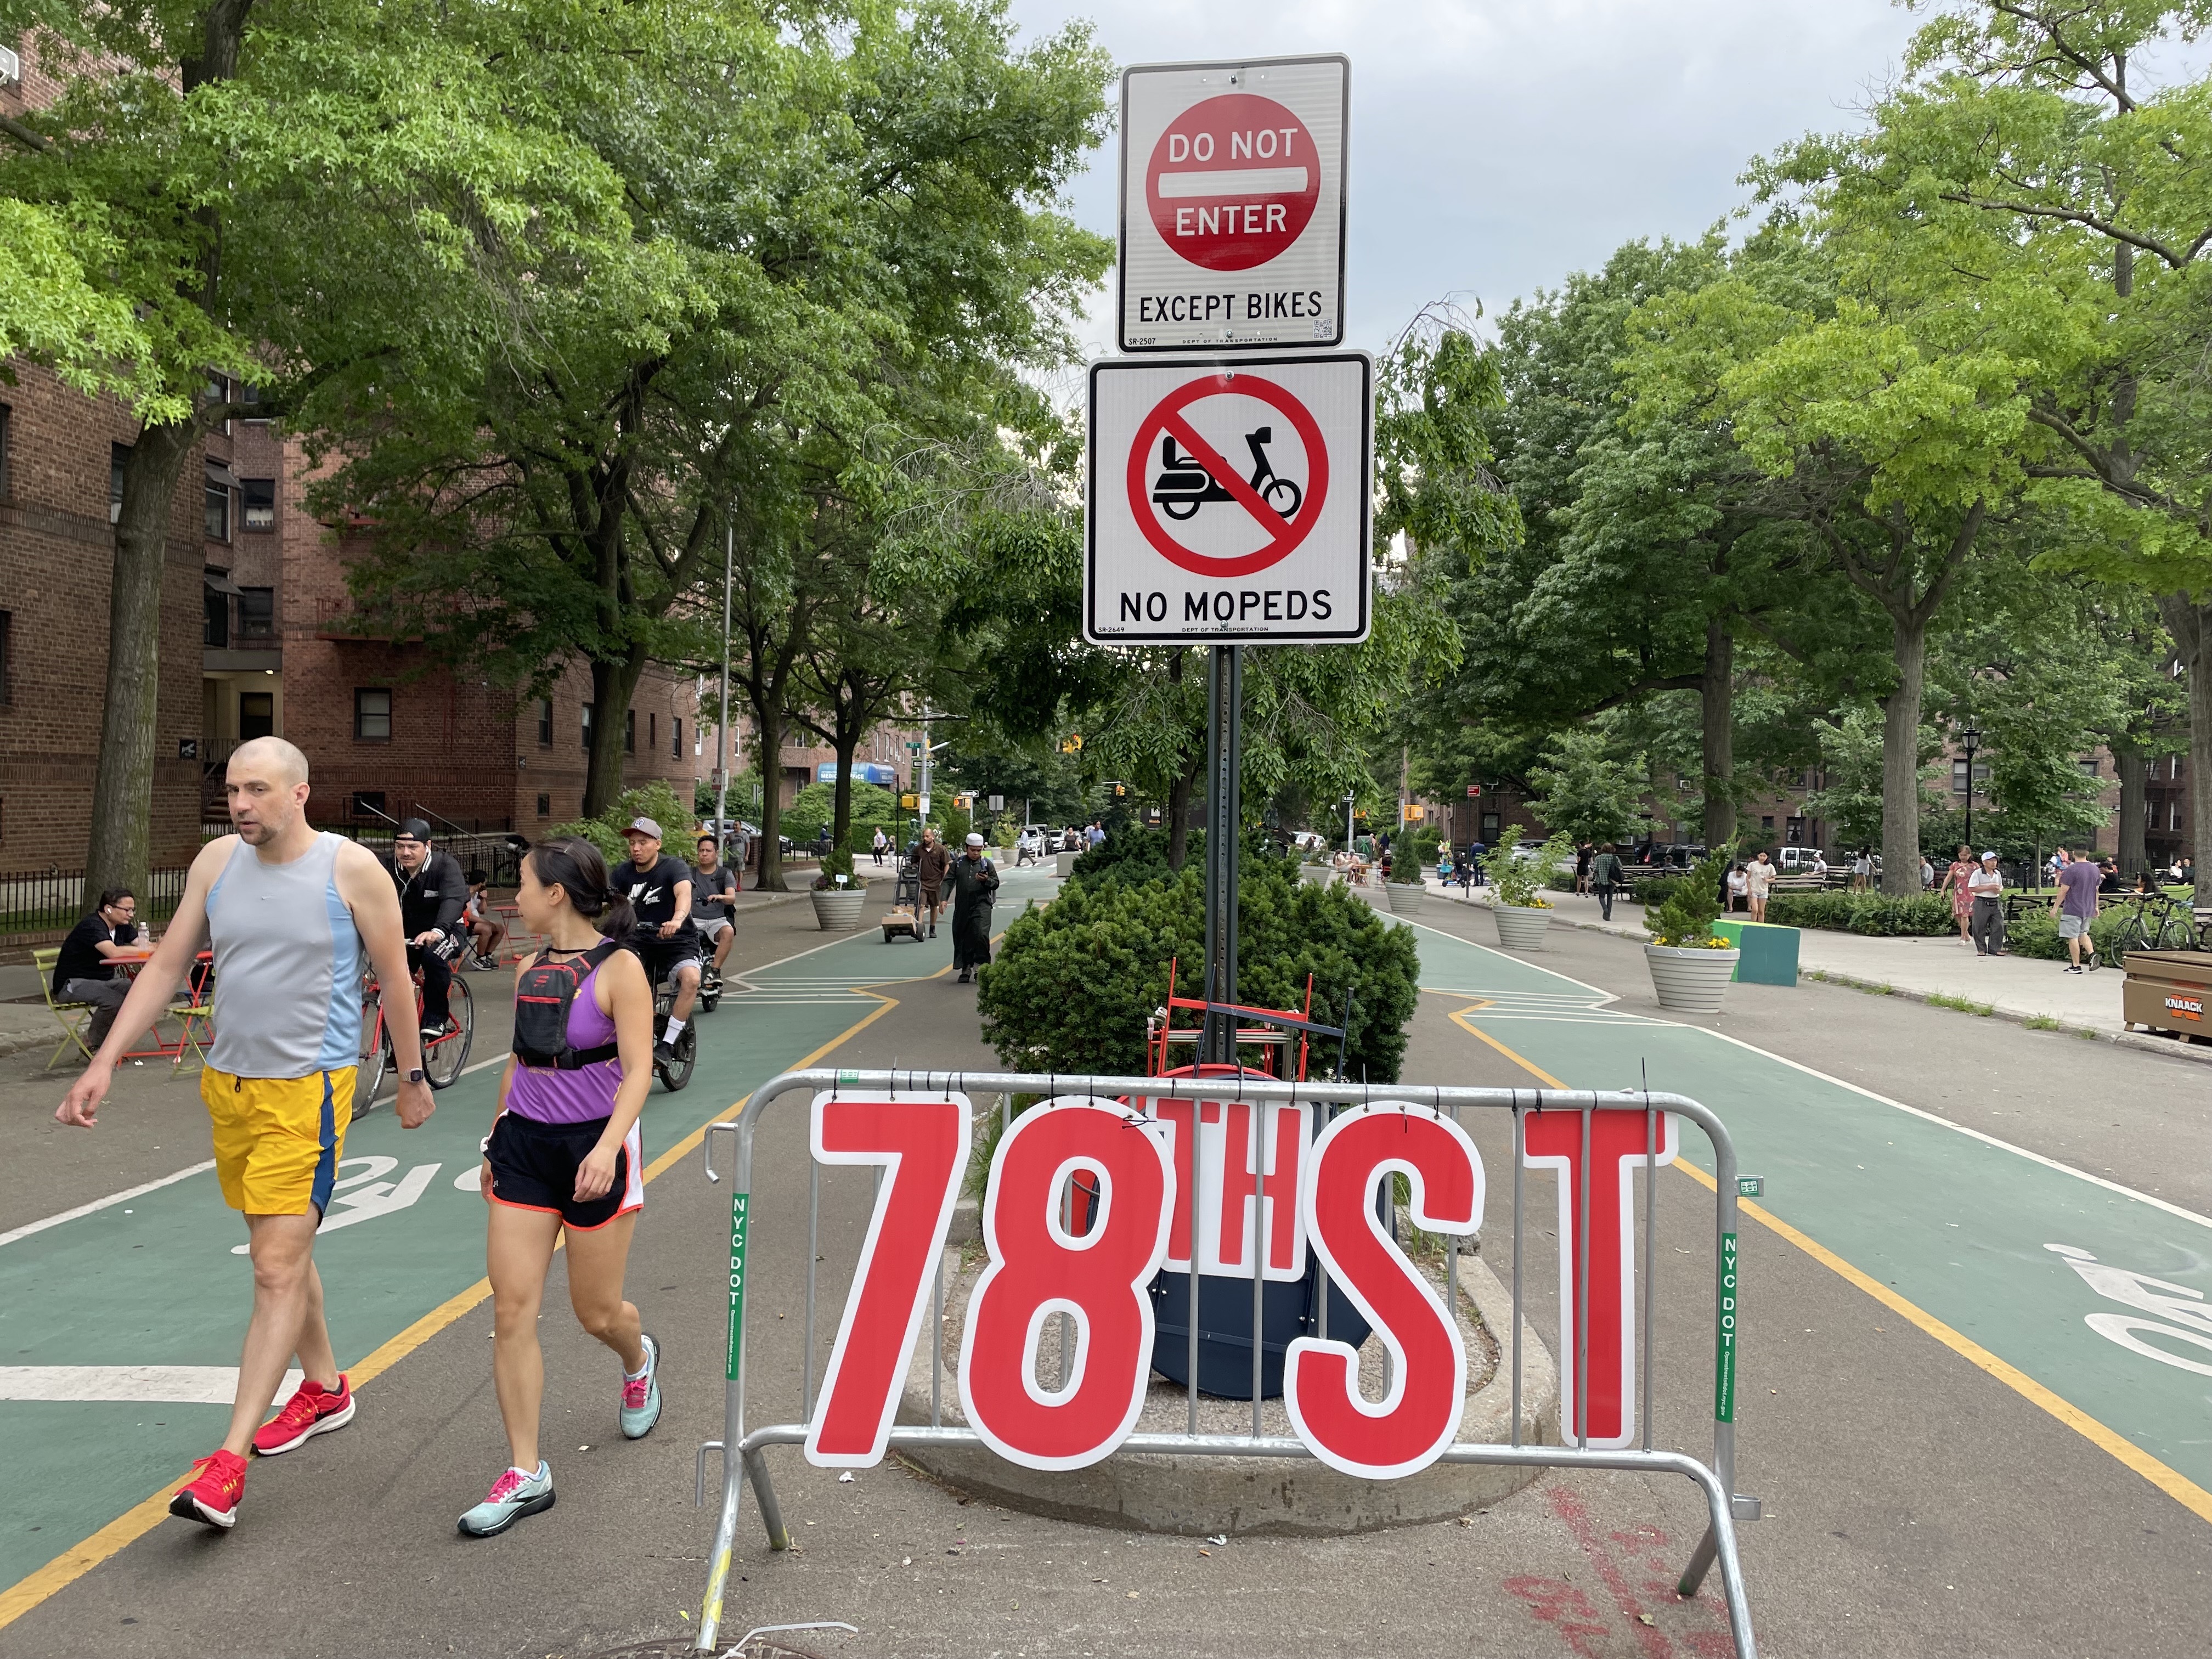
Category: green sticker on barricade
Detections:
[
  {"x1": 726, "y1": 1191, "x2": 750, "y2": 1383},
  {"x1": 1714, "y1": 1229, "x2": 1739, "y2": 1423},
  {"x1": 837, "y1": 1069, "x2": 861, "y2": 1084}
]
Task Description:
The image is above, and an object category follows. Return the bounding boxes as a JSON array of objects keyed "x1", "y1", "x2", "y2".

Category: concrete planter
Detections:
[
  {"x1": 1298, "y1": 863, "x2": 1338, "y2": 888},
  {"x1": 1383, "y1": 881, "x2": 1429, "y2": 916},
  {"x1": 1644, "y1": 944, "x2": 1740, "y2": 1014},
  {"x1": 810, "y1": 887, "x2": 867, "y2": 932},
  {"x1": 1492, "y1": 904, "x2": 1553, "y2": 951},
  {"x1": 1054, "y1": 850, "x2": 1080, "y2": 877}
]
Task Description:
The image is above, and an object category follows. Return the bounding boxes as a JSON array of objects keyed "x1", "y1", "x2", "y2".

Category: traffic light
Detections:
[{"x1": 1059, "y1": 733, "x2": 1084, "y2": 753}]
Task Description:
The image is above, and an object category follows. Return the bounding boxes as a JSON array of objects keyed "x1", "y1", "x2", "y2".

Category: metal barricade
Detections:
[{"x1": 693, "y1": 1068, "x2": 1759, "y2": 1657}]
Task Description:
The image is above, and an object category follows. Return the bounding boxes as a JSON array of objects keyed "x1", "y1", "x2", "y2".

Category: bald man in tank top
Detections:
[{"x1": 56, "y1": 737, "x2": 435, "y2": 1531}]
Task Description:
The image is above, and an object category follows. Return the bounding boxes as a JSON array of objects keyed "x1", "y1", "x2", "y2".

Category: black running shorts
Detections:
[
  {"x1": 486, "y1": 1110, "x2": 644, "y2": 1231},
  {"x1": 632, "y1": 934, "x2": 701, "y2": 989}
]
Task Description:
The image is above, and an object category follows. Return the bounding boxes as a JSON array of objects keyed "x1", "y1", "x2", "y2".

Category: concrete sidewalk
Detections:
[{"x1": 1414, "y1": 874, "x2": 2209, "y2": 1058}]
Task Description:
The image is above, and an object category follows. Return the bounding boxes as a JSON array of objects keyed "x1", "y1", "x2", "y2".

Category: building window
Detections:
[
  {"x1": 242, "y1": 477, "x2": 275, "y2": 532},
  {"x1": 1760, "y1": 815, "x2": 1774, "y2": 833},
  {"x1": 239, "y1": 691, "x2": 274, "y2": 741},
  {"x1": 582, "y1": 702, "x2": 594, "y2": 752},
  {"x1": 353, "y1": 687, "x2": 392, "y2": 741},
  {"x1": 238, "y1": 381, "x2": 268, "y2": 424},
  {"x1": 649, "y1": 712, "x2": 657, "y2": 755},
  {"x1": 1951, "y1": 759, "x2": 1989, "y2": 795},
  {"x1": 203, "y1": 586, "x2": 230, "y2": 647},
  {"x1": 536, "y1": 793, "x2": 551, "y2": 818},
  {"x1": 2078, "y1": 757, "x2": 2101, "y2": 778},
  {"x1": 0, "y1": 610, "x2": 10, "y2": 706},
  {"x1": 673, "y1": 717, "x2": 682, "y2": 760},
  {"x1": 2174, "y1": 800, "x2": 2185, "y2": 832},
  {"x1": 110, "y1": 443, "x2": 129, "y2": 524},
  {"x1": 625, "y1": 708, "x2": 636, "y2": 754},
  {"x1": 2172, "y1": 756, "x2": 2184, "y2": 781},
  {"x1": 351, "y1": 790, "x2": 387, "y2": 820},
  {"x1": 237, "y1": 586, "x2": 273, "y2": 639},
  {"x1": 0, "y1": 402, "x2": 10, "y2": 500},
  {"x1": 204, "y1": 475, "x2": 230, "y2": 541},
  {"x1": 537, "y1": 697, "x2": 554, "y2": 746},
  {"x1": 1786, "y1": 816, "x2": 1804, "y2": 845}
]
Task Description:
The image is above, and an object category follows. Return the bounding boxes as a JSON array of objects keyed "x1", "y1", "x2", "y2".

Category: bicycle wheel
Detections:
[
  {"x1": 655, "y1": 1018, "x2": 696, "y2": 1092},
  {"x1": 356, "y1": 997, "x2": 388, "y2": 1111},
  {"x1": 2155, "y1": 906, "x2": 2196, "y2": 951},
  {"x1": 424, "y1": 977, "x2": 474, "y2": 1088},
  {"x1": 2111, "y1": 915, "x2": 2152, "y2": 958}
]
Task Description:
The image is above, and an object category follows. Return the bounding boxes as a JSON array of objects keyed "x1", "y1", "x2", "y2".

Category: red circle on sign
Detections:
[
  {"x1": 1146, "y1": 93, "x2": 1318, "y2": 272},
  {"x1": 1125, "y1": 374, "x2": 1328, "y2": 579}
]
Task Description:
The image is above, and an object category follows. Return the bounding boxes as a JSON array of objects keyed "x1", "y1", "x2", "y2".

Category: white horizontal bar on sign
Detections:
[
  {"x1": 1155, "y1": 167, "x2": 1308, "y2": 199},
  {"x1": 0, "y1": 1365, "x2": 301, "y2": 1404}
]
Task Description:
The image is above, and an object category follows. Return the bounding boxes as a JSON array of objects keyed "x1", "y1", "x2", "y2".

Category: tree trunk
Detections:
[
  {"x1": 753, "y1": 708, "x2": 789, "y2": 892},
  {"x1": 83, "y1": 420, "x2": 199, "y2": 906},
  {"x1": 1878, "y1": 613, "x2": 1929, "y2": 896},
  {"x1": 2114, "y1": 743, "x2": 2149, "y2": 877},
  {"x1": 829, "y1": 703, "x2": 861, "y2": 865},
  {"x1": 1700, "y1": 617, "x2": 1735, "y2": 851},
  {"x1": 2158, "y1": 594, "x2": 2212, "y2": 907},
  {"x1": 582, "y1": 645, "x2": 650, "y2": 818}
]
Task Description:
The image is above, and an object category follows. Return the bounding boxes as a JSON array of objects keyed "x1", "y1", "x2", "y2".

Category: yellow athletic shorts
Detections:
[{"x1": 201, "y1": 1067, "x2": 354, "y2": 1216}]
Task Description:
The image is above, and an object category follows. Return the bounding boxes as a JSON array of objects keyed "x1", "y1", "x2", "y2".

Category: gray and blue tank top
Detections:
[{"x1": 204, "y1": 832, "x2": 363, "y2": 1078}]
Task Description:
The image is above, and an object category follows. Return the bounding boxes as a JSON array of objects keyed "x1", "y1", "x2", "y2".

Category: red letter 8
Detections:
[{"x1": 958, "y1": 1098, "x2": 1175, "y2": 1470}]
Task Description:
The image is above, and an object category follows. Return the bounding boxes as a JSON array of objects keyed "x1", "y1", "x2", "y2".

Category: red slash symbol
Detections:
[{"x1": 1124, "y1": 373, "x2": 1328, "y2": 579}]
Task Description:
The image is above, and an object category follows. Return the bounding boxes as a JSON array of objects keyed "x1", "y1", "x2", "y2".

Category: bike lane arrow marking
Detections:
[{"x1": 1125, "y1": 373, "x2": 1328, "y2": 578}]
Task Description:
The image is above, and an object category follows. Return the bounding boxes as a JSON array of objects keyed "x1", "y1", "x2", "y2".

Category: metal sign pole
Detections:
[{"x1": 1202, "y1": 645, "x2": 1241, "y2": 1065}]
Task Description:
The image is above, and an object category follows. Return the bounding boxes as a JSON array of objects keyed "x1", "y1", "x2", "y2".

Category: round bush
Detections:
[{"x1": 978, "y1": 855, "x2": 1419, "y2": 1083}]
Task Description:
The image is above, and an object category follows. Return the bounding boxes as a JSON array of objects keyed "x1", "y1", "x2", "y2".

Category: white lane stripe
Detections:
[
  {"x1": 0, "y1": 1161, "x2": 216, "y2": 1249},
  {"x1": 1691, "y1": 1024, "x2": 2212, "y2": 1235},
  {"x1": 1156, "y1": 166, "x2": 1308, "y2": 198},
  {"x1": 1414, "y1": 915, "x2": 2212, "y2": 1235},
  {"x1": 0, "y1": 1366, "x2": 301, "y2": 1404}
]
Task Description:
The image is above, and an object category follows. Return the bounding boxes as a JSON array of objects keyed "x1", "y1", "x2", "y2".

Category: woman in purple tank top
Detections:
[{"x1": 461, "y1": 838, "x2": 662, "y2": 1537}]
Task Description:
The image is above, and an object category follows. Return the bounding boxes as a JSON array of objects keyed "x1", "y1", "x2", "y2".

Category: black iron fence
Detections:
[{"x1": 0, "y1": 866, "x2": 191, "y2": 935}]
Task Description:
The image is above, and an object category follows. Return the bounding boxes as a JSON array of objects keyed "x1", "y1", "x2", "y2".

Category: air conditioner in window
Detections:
[{"x1": 0, "y1": 44, "x2": 22, "y2": 86}]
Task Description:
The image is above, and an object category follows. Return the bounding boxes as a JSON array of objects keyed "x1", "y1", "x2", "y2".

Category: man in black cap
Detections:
[{"x1": 390, "y1": 820, "x2": 467, "y2": 1035}]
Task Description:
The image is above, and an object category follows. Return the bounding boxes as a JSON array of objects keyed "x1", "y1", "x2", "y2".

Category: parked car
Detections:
[{"x1": 1776, "y1": 846, "x2": 1827, "y2": 872}]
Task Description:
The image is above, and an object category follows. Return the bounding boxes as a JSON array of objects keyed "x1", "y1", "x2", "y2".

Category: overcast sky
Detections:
[{"x1": 1007, "y1": 0, "x2": 1927, "y2": 358}]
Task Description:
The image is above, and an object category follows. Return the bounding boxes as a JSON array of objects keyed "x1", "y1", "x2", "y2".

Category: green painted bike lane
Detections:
[
  {"x1": 0, "y1": 883, "x2": 1025, "y2": 1598},
  {"x1": 1408, "y1": 918, "x2": 2212, "y2": 1514}
]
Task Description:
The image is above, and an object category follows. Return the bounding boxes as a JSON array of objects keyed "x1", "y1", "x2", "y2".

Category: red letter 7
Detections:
[
  {"x1": 1285, "y1": 1103, "x2": 1483, "y2": 1479},
  {"x1": 1521, "y1": 1106, "x2": 1678, "y2": 1448},
  {"x1": 803, "y1": 1091, "x2": 972, "y2": 1468}
]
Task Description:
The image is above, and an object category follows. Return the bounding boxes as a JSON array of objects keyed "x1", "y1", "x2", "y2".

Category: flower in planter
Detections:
[{"x1": 1480, "y1": 825, "x2": 1574, "y2": 910}]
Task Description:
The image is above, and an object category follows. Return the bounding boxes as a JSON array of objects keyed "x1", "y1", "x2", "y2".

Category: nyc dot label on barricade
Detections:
[
  {"x1": 1084, "y1": 351, "x2": 1372, "y2": 645},
  {"x1": 1119, "y1": 55, "x2": 1348, "y2": 352}
]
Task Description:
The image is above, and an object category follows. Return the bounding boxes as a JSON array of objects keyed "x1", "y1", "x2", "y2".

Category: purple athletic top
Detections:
[{"x1": 507, "y1": 961, "x2": 624, "y2": 1125}]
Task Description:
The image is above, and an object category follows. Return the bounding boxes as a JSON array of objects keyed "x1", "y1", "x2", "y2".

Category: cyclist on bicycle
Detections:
[
  {"x1": 691, "y1": 834, "x2": 739, "y2": 989},
  {"x1": 612, "y1": 816, "x2": 699, "y2": 1064},
  {"x1": 391, "y1": 820, "x2": 467, "y2": 1037}
]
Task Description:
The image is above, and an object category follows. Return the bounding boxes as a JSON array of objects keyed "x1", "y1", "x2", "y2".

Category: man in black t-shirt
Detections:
[
  {"x1": 54, "y1": 888, "x2": 142, "y2": 1049},
  {"x1": 613, "y1": 816, "x2": 699, "y2": 1062}
]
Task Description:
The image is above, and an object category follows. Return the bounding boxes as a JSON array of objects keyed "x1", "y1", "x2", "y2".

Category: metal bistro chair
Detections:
[{"x1": 33, "y1": 946, "x2": 93, "y2": 1070}]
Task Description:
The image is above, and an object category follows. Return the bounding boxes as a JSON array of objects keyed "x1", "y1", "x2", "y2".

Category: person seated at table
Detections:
[
  {"x1": 54, "y1": 888, "x2": 143, "y2": 1050},
  {"x1": 464, "y1": 870, "x2": 507, "y2": 967}
]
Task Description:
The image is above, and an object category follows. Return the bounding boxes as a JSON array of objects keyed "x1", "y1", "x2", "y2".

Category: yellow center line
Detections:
[
  {"x1": 0, "y1": 990, "x2": 904, "y2": 1634},
  {"x1": 1449, "y1": 1000, "x2": 2212, "y2": 1530}
]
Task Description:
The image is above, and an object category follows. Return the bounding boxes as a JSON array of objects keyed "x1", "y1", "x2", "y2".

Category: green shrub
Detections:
[
  {"x1": 1628, "y1": 874, "x2": 1687, "y2": 909},
  {"x1": 548, "y1": 781, "x2": 694, "y2": 864},
  {"x1": 978, "y1": 855, "x2": 1419, "y2": 1083},
  {"x1": 1544, "y1": 868, "x2": 1577, "y2": 893},
  {"x1": 1649, "y1": 846, "x2": 1730, "y2": 947},
  {"x1": 2001, "y1": 907, "x2": 2131, "y2": 962},
  {"x1": 1763, "y1": 891, "x2": 1955, "y2": 937},
  {"x1": 1483, "y1": 826, "x2": 1575, "y2": 909}
]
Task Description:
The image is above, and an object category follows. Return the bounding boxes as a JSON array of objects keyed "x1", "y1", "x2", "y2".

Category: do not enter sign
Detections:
[
  {"x1": 1146, "y1": 93, "x2": 1320, "y2": 272},
  {"x1": 1120, "y1": 56, "x2": 1346, "y2": 353},
  {"x1": 1086, "y1": 352, "x2": 1370, "y2": 645}
]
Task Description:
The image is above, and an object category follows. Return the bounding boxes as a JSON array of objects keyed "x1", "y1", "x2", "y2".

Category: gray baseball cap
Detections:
[{"x1": 625, "y1": 816, "x2": 663, "y2": 840}]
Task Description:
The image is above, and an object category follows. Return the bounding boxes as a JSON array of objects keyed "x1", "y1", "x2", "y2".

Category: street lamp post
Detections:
[{"x1": 1960, "y1": 725, "x2": 1981, "y2": 850}]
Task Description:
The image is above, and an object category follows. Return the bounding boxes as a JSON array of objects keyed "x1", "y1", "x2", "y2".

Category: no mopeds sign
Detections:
[
  {"x1": 1085, "y1": 352, "x2": 1371, "y2": 644},
  {"x1": 1120, "y1": 56, "x2": 1347, "y2": 353}
]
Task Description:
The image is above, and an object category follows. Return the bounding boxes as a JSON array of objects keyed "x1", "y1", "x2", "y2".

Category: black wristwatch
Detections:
[{"x1": 404, "y1": 1068, "x2": 425, "y2": 1085}]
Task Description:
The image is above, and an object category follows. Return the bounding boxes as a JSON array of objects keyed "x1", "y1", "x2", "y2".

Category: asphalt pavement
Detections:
[{"x1": 1, "y1": 871, "x2": 2207, "y2": 1657}]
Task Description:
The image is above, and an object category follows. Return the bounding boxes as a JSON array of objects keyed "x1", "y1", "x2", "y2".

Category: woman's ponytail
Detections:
[{"x1": 526, "y1": 837, "x2": 634, "y2": 939}]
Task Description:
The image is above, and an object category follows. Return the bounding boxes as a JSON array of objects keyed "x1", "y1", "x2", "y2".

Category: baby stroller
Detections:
[{"x1": 882, "y1": 855, "x2": 925, "y2": 943}]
